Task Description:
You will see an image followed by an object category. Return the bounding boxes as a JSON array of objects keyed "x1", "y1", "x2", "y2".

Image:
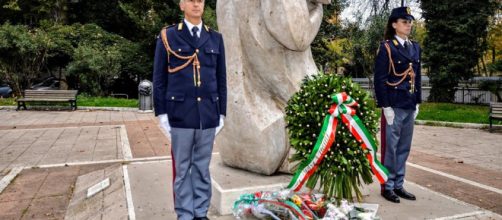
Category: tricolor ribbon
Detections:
[{"x1": 288, "y1": 92, "x2": 389, "y2": 192}]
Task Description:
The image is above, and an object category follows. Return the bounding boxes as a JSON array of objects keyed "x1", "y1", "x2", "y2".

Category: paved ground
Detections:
[{"x1": 0, "y1": 109, "x2": 501, "y2": 220}]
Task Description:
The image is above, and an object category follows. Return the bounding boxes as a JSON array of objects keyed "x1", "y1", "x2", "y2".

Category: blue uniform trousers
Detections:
[
  {"x1": 382, "y1": 108, "x2": 415, "y2": 190},
  {"x1": 170, "y1": 127, "x2": 215, "y2": 220}
]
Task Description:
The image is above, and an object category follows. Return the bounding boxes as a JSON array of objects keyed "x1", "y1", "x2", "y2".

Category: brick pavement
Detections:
[{"x1": 0, "y1": 110, "x2": 501, "y2": 219}]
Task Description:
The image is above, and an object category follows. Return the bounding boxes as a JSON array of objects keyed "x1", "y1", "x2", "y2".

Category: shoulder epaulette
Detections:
[{"x1": 162, "y1": 24, "x2": 176, "y2": 32}]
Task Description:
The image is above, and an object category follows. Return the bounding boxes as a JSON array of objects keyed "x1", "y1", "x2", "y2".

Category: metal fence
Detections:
[{"x1": 354, "y1": 77, "x2": 501, "y2": 104}]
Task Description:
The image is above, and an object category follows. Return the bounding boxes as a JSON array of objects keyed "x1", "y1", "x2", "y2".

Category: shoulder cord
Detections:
[
  {"x1": 161, "y1": 28, "x2": 201, "y2": 87},
  {"x1": 383, "y1": 42, "x2": 415, "y2": 93}
]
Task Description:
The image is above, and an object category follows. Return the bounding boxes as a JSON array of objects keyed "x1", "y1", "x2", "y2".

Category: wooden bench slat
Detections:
[
  {"x1": 18, "y1": 98, "x2": 76, "y2": 102},
  {"x1": 17, "y1": 90, "x2": 78, "y2": 111},
  {"x1": 25, "y1": 96, "x2": 75, "y2": 98},
  {"x1": 489, "y1": 102, "x2": 502, "y2": 132}
]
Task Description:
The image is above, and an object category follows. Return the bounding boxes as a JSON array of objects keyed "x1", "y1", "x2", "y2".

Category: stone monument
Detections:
[{"x1": 216, "y1": 0, "x2": 330, "y2": 175}]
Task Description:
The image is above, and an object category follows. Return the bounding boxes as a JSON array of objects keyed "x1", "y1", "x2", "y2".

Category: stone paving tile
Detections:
[
  {"x1": 65, "y1": 164, "x2": 127, "y2": 220},
  {"x1": 411, "y1": 125, "x2": 502, "y2": 172},
  {"x1": 125, "y1": 121, "x2": 162, "y2": 158},
  {"x1": 0, "y1": 199, "x2": 32, "y2": 220},
  {"x1": 0, "y1": 110, "x2": 155, "y2": 130},
  {"x1": 0, "y1": 169, "x2": 48, "y2": 203},
  {"x1": 0, "y1": 164, "x2": 114, "y2": 220},
  {"x1": 21, "y1": 196, "x2": 68, "y2": 220},
  {"x1": 406, "y1": 165, "x2": 502, "y2": 215},
  {"x1": 0, "y1": 110, "x2": 172, "y2": 160},
  {"x1": 0, "y1": 126, "x2": 126, "y2": 173},
  {"x1": 408, "y1": 151, "x2": 502, "y2": 189},
  {"x1": 37, "y1": 169, "x2": 80, "y2": 198},
  {"x1": 137, "y1": 120, "x2": 170, "y2": 156}
]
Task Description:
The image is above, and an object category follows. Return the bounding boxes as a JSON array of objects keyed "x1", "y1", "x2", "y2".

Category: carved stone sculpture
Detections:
[{"x1": 216, "y1": 0, "x2": 330, "y2": 175}]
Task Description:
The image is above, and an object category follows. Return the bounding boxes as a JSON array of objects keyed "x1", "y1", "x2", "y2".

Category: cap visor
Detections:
[{"x1": 404, "y1": 15, "x2": 415, "y2": 20}]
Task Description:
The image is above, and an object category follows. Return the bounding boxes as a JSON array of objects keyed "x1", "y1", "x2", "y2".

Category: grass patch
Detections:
[
  {"x1": 373, "y1": 102, "x2": 496, "y2": 124},
  {"x1": 0, "y1": 96, "x2": 138, "y2": 108},
  {"x1": 417, "y1": 102, "x2": 494, "y2": 124},
  {"x1": 0, "y1": 97, "x2": 15, "y2": 106},
  {"x1": 77, "y1": 95, "x2": 138, "y2": 107}
]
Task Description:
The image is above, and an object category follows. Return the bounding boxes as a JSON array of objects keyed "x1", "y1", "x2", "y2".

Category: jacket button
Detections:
[
  {"x1": 196, "y1": 49, "x2": 199, "y2": 53},
  {"x1": 178, "y1": 49, "x2": 181, "y2": 52},
  {"x1": 211, "y1": 49, "x2": 214, "y2": 53},
  {"x1": 398, "y1": 61, "x2": 401, "y2": 64},
  {"x1": 395, "y1": 87, "x2": 397, "y2": 89},
  {"x1": 171, "y1": 96, "x2": 175, "y2": 100},
  {"x1": 197, "y1": 97, "x2": 201, "y2": 102}
]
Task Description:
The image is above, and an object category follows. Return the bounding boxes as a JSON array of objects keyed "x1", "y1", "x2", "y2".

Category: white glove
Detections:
[
  {"x1": 383, "y1": 107, "x2": 395, "y2": 126},
  {"x1": 158, "y1": 114, "x2": 171, "y2": 133},
  {"x1": 414, "y1": 104, "x2": 420, "y2": 120},
  {"x1": 215, "y1": 115, "x2": 225, "y2": 135}
]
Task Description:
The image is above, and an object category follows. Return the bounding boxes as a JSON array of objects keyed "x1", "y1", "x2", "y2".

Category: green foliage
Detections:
[
  {"x1": 285, "y1": 72, "x2": 379, "y2": 201},
  {"x1": 479, "y1": 80, "x2": 502, "y2": 102},
  {"x1": 422, "y1": 0, "x2": 497, "y2": 102},
  {"x1": 345, "y1": 13, "x2": 388, "y2": 78},
  {"x1": 488, "y1": 59, "x2": 502, "y2": 73},
  {"x1": 0, "y1": 0, "x2": 218, "y2": 97},
  {"x1": 311, "y1": 0, "x2": 346, "y2": 72},
  {"x1": 0, "y1": 23, "x2": 148, "y2": 96},
  {"x1": 0, "y1": 23, "x2": 59, "y2": 95},
  {"x1": 66, "y1": 24, "x2": 148, "y2": 96}
]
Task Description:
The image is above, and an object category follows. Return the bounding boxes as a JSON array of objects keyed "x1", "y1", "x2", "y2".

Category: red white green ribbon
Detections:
[{"x1": 288, "y1": 92, "x2": 388, "y2": 191}]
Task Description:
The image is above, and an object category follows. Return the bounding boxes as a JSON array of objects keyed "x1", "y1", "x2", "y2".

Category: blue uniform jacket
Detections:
[
  {"x1": 374, "y1": 38, "x2": 422, "y2": 110},
  {"x1": 153, "y1": 22, "x2": 227, "y2": 129}
]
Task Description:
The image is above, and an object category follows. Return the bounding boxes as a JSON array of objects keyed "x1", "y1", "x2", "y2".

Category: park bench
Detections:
[
  {"x1": 17, "y1": 90, "x2": 78, "y2": 111},
  {"x1": 489, "y1": 102, "x2": 502, "y2": 132}
]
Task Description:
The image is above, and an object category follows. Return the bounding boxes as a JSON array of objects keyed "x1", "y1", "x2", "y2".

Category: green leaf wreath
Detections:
[{"x1": 285, "y1": 72, "x2": 380, "y2": 201}]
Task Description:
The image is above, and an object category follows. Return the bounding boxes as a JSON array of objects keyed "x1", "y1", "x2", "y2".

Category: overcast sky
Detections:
[{"x1": 340, "y1": 0, "x2": 423, "y2": 23}]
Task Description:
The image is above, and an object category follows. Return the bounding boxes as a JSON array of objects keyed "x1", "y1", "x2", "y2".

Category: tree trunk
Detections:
[
  {"x1": 481, "y1": 55, "x2": 488, "y2": 76},
  {"x1": 491, "y1": 46, "x2": 496, "y2": 76}
]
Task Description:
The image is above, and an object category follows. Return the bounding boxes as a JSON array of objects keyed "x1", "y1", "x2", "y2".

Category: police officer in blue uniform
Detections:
[
  {"x1": 374, "y1": 6, "x2": 421, "y2": 203},
  {"x1": 152, "y1": 0, "x2": 226, "y2": 219}
]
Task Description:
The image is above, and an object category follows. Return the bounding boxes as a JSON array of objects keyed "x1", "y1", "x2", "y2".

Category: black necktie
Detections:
[
  {"x1": 404, "y1": 41, "x2": 414, "y2": 56},
  {"x1": 192, "y1": 26, "x2": 199, "y2": 44}
]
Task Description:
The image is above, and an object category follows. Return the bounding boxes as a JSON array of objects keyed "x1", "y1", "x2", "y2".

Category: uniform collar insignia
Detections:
[
  {"x1": 178, "y1": 23, "x2": 183, "y2": 31},
  {"x1": 392, "y1": 39, "x2": 399, "y2": 46}
]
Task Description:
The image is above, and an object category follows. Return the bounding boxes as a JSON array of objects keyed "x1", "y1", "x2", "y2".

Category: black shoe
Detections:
[
  {"x1": 194, "y1": 217, "x2": 209, "y2": 220},
  {"x1": 394, "y1": 188, "x2": 416, "y2": 200},
  {"x1": 381, "y1": 189, "x2": 400, "y2": 203}
]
